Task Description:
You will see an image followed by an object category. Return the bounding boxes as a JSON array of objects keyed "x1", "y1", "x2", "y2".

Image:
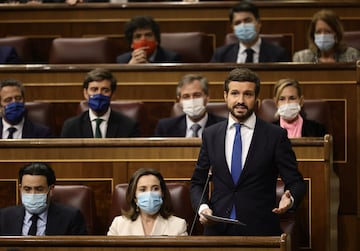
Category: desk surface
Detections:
[{"x1": 0, "y1": 235, "x2": 289, "y2": 251}]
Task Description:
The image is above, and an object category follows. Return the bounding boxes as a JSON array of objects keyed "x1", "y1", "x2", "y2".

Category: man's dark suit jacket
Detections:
[
  {"x1": 154, "y1": 113, "x2": 226, "y2": 137},
  {"x1": 210, "y1": 39, "x2": 290, "y2": 63},
  {"x1": 0, "y1": 46, "x2": 20, "y2": 64},
  {"x1": 0, "y1": 202, "x2": 87, "y2": 235},
  {"x1": 60, "y1": 110, "x2": 139, "y2": 138},
  {"x1": 116, "y1": 46, "x2": 182, "y2": 64},
  {"x1": 274, "y1": 118, "x2": 327, "y2": 137},
  {"x1": 190, "y1": 117, "x2": 306, "y2": 236},
  {"x1": 0, "y1": 119, "x2": 53, "y2": 138}
]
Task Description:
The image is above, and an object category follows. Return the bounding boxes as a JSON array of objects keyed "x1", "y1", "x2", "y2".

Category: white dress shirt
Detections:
[
  {"x1": 236, "y1": 38, "x2": 261, "y2": 63},
  {"x1": 88, "y1": 108, "x2": 111, "y2": 138}
]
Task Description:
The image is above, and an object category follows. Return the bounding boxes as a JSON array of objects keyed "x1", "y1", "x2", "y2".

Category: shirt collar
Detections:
[
  {"x1": 227, "y1": 112, "x2": 256, "y2": 130},
  {"x1": 239, "y1": 37, "x2": 261, "y2": 55},
  {"x1": 2, "y1": 117, "x2": 24, "y2": 131},
  {"x1": 24, "y1": 208, "x2": 48, "y2": 223},
  {"x1": 186, "y1": 112, "x2": 208, "y2": 130},
  {"x1": 88, "y1": 107, "x2": 111, "y2": 122}
]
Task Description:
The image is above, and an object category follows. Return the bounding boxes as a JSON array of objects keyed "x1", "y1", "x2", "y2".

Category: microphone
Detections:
[{"x1": 189, "y1": 166, "x2": 212, "y2": 236}]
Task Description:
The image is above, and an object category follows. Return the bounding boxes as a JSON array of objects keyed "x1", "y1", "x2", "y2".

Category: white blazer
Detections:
[{"x1": 107, "y1": 214, "x2": 188, "y2": 236}]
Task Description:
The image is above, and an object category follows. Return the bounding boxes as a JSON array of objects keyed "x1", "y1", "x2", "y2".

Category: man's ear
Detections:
[{"x1": 83, "y1": 88, "x2": 89, "y2": 100}]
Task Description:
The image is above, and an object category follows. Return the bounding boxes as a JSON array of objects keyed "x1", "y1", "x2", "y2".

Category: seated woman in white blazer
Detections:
[{"x1": 107, "y1": 168, "x2": 188, "y2": 236}]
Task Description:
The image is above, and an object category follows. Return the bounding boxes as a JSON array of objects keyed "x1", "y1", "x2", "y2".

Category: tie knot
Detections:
[
  {"x1": 95, "y1": 118, "x2": 103, "y2": 125},
  {"x1": 31, "y1": 214, "x2": 38, "y2": 222},
  {"x1": 8, "y1": 127, "x2": 17, "y2": 132},
  {"x1": 7, "y1": 127, "x2": 17, "y2": 139},
  {"x1": 191, "y1": 123, "x2": 201, "y2": 137},
  {"x1": 234, "y1": 123, "x2": 241, "y2": 131}
]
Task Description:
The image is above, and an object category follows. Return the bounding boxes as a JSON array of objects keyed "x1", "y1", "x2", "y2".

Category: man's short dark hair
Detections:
[
  {"x1": 229, "y1": 1, "x2": 260, "y2": 24},
  {"x1": 83, "y1": 68, "x2": 117, "y2": 92},
  {"x1": 124, "y1": 16, "x2": 161, "y2": 45},
  {"x1": 0, "y1": 79, "x2": 25, "y2": 98},
  {"x1": 224, "y1": 67, "x2": 261, "y2": 97},
  {"x1": 19, "y1": 162, "x2": 56, "y2": 186}
]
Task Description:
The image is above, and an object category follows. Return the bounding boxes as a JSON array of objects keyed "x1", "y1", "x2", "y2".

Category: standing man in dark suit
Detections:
[
  {"x1": 61, "y1": 68, "x2": 139, "y2": 138},
  {"x1": 0, "y1": 162, "x2": 87, "y2": 235},
  {"x1": 154, "y1": 74, "x2": 225, "y2": 137},
  {"x1": 210, "y1": 1, "x2": 290, "y2": 63},
  {"x1": 117, "y1": 16, "x2": 182, "y2": 64},
  {"x1": 0, "y1": 79, "x2": 52, "y2": 138},
  {"x1": 190, "y1": 67, "x2": 305, "y2": 236}
]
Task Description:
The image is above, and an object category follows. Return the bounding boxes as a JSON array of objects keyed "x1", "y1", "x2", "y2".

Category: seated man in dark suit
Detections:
[
  {"x1": 0, "y1": 162, "x2": 88, "y2": 235},
  {"x1": 0, "y1": 79, "x2": 52, "y2": 138},
  {"x1": 155, "y1": 74, "x2": 225, "y2": 137},
  {"x1": 61, "y1": 68, "x2": 139, "y2": 138},
  {"x1": 117, "y1": 16, "x2": 182, "y2": 64},
  {"x1": 210, "y1": 1, "x2": 290, "y2": 63},
  {"x1": 0, "y1": 45, "x2": 20, "y2": 64}
]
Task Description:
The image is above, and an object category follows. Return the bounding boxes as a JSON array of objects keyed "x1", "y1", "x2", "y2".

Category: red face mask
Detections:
[{"x1": 132, "y1": 39, "x2": 157, "y2": 57}]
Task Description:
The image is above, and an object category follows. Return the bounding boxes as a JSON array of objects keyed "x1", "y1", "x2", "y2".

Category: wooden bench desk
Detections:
[
  {"x1": 0, "y1": 235, "x2": 290, "y2": 251},
  {"x1": 0, "y1": 136, "x2": 337, "y2": 251}
]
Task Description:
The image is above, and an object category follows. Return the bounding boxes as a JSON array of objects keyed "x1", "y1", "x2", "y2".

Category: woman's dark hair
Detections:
[{"x1": 123, "y1": 168, "x2": 172, "y2": 221}]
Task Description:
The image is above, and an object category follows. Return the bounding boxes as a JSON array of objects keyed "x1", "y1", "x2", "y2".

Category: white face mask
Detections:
[
  {"x1": 314, "y1": 33, "x2": 335, "y2": 51},
  {"x1": 21, "y1": 193, "x2": 48, "y2": 214},
  {"x1": 181, "y1": 97, "x2": 206, "y2": 118},
  {"x1": 277, "y1": 103, "x2": 301, "y2": 121}
]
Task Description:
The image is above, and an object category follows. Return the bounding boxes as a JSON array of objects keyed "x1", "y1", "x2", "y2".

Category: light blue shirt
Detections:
[{"x1": 22, "y1": 210, "x2": 48, "y2": 236}]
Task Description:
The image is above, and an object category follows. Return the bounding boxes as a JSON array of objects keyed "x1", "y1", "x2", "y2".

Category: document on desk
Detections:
[{"x1": 201, "y1": 213, "x2": 246, "y2": 226}]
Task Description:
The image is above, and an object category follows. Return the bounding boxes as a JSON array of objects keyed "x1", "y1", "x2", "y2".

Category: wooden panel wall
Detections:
[{"x1": 0, "y1": 2, "x2": 359, "y2": 63}]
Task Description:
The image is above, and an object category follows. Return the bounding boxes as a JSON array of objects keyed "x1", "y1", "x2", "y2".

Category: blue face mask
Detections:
[
  {"x1": 21, "y1": 193, "x2": 48, "y2": 214},
  {"x1": 234, "y1": 23, "x2": 257, "y2": 43},
  {"x1": 314, "y1": 34, "x2": 335, "y2": 51},
  {"x1": 88, "y1": 94, "x2": 110, "y2": 114},
  {"x1": 136, "y1": 191, "x2": 163, "y2": 215},
  {"x1": 4, "y1": 102, "x2": 25, "y2": 125}
]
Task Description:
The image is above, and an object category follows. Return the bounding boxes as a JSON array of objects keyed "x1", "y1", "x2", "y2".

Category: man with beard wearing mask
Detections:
[
  {"x1": 116, "y1": 16, "x2": 182, "y2": 64},
  {"x1": 210, "y1": 1, "x2": 290, "y2": 63},
  {"x1": 0, "y1": 162, "x2": 87, "y2": 235},
  {"x1": 190, "y1": 67, "x2": 305, "y2": 236},
  {"x1": 154, "y1": 74, "x2": 225, "y2": 137},
  {"x1": 0, "y1": 79, "x2": 52, "y2": 139},
  {"x1": 60, "y1": 68, "x2": 139, "y2": 138}
]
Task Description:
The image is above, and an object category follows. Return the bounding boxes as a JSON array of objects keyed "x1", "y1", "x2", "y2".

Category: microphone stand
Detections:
[{"x1": 189, "y1": 167, "x2": 212, "y2": 236}]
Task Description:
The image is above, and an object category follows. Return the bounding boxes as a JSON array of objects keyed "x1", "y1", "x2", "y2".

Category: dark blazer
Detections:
[
  {"x1": 116, "y1": 46, "x2": 182, "y2": 64},
  {"x1": 60, "y1": 110, "x2": 140, "y2": 138},
  {"x1": 274, "y1": 118, "x2": 327, "y2": 137},
  {"x1": 210, "y1": 39, "x2": 290, "y2": 63},
  {"x1": 0, "y1": 202, "x2": 87, "y2": 235},
  {"x1": 190, "y1": 118, "x2": 306, "y2": 236},
  {"x1": 0, "y1": 119, "x2": 53, "y2": 138},
  {"x1": 0, "y1": 46, "x2": 20, "y2": 64},
  {"x1": 154, "y1": 113, "x2": 226, "y2": 137}
]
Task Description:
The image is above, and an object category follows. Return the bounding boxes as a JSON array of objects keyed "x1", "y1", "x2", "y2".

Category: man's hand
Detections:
[
  {"x1": 129, "y1": 47, "x2": 148, "y2": 64},
  {"x1": 272, "y1": 190, "x2": 292, "y2": 214},
  {"x1": 199, "y1": 208, "x2": 214, "y2": 226}
]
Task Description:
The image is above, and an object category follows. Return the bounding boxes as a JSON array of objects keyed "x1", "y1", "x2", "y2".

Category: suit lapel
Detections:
[
  {"x1": 240, "y1": 118, "x2": 266, "y2": 181},
  {"x1": 230, "y1": 44, "x2": 239, "y2": 62},
  {"x1": 106, "y1": 111, "x2": 118, "y2": 137},
  {"x1": 82, "y1": 112, "x2": 94, "y2": 137},
  {"x1": 14, "y1": 206, "x2": 25, "y2": 235},
  {"x1": 0, "y1": 120, "x2": 3, "y2": 138},
  {"x1": 176, "y1": 115, "x2": 187, "y2": 136},
  {"x1": 212, "y1": 122, "x2": 233, "y2": 184}
]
